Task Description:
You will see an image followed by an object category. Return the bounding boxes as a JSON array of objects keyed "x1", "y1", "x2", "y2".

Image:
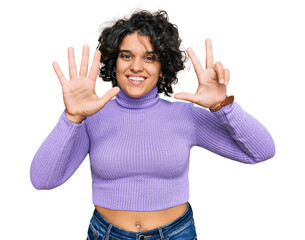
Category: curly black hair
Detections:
[{"x1": 97, "y1": 9, "x2": 187, "y2": 97}]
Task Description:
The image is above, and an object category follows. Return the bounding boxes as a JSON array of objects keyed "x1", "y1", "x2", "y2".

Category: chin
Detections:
[
  {"x1": 124, "y1": 84, "x2": 153, "y2": 97},
  {"x1": 127, "y1": 90, "x2": 146, "y2": 98}
]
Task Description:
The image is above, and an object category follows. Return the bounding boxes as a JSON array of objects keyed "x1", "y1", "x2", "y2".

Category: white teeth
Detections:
[{"x1": 128, "y1": 76, "x2": 145, "y2": 81}]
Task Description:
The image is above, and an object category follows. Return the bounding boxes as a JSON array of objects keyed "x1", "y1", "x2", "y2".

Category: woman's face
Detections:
[{"x1": 114, "y1": 32, "x2": 163, "y2": 98}]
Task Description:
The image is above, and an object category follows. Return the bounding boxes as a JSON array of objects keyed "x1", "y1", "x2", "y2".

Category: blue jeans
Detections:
[{"x1": 87, "y1": 202, "x2": 197, "y2": 240}]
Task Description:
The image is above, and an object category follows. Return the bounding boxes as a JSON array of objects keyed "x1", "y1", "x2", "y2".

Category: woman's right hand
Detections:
[{"x1": 52, "y1": 45, "x2": 120, "y2": 124}]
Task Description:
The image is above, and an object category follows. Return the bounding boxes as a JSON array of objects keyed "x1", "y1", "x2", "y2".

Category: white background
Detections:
[{"x1": 1, "y1": 0, "x2": 304, "y2": 239}]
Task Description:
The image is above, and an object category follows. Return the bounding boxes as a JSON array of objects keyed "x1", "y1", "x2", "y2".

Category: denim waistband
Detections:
[{"x1": 92, "y1": 202, "x2": 194, "y2": 239}]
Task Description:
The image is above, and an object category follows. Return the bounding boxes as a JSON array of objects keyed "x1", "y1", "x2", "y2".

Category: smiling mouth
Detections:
[{"x1": 127, "y1": 76, "x2": 146, "y2": 82}]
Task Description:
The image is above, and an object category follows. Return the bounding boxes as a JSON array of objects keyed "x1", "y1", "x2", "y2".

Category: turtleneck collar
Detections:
[{"x1": 115, "y1": 84, "x2": 160, "y2": 109}]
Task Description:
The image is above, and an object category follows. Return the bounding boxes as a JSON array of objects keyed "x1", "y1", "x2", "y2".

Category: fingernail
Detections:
[
  {"x1": 220, "y1": 79, "x2": 224, "y2": 84},
  {"x1": 224, "y1": 81, "x2": 228, "y2": 85}
]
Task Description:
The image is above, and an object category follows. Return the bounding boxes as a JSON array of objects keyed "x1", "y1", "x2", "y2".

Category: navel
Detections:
[{"x1": 136, "y1": 221, "x2": 141, "y2": 230}]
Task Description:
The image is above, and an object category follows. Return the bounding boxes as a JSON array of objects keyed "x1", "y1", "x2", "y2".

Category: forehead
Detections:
[{"x1": 120, "y1": 33, "x2": 154, "y2": 52}]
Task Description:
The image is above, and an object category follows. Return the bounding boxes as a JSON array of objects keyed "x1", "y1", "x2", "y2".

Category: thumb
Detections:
[
  {"x1": 98, "y1": 87, "x2": 121, "y2": 107},
  {"x1": 174, "y1": 92, "x2": 197, "y2": 103}
]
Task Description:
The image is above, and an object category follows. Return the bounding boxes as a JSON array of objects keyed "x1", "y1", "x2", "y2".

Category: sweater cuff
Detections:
[{"x1": 211, "y1": 101, "x2": 240, "y2": 122}]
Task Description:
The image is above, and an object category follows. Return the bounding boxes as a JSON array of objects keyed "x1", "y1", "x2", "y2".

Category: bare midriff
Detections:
[{"x1": 94, "y1": 202, "x2": 188, "y2": 232}]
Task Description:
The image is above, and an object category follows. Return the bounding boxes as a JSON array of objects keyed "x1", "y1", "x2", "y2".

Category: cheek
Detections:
[
  {"x1": 149, "y1": 64, "x2": 162, "y2": 76},
  {"x1": 115, "y1": 60, "x2": 127, "y2": 74},
  {"x1": 114, "y1": 62, "x2": 125, "y2": 82}
]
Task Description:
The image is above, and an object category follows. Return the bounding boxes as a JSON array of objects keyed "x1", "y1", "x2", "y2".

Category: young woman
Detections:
[{"x1": 30, "y1": 10, "x2": 275, "y2": 240}]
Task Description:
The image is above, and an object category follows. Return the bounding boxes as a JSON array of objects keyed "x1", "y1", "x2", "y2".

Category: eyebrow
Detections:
[{"x1": 119, "y1": 50, "x2": 157, "y2": 54}]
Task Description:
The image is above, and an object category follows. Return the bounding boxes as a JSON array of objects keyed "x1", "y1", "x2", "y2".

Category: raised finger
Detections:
[
  {"x1": 187, "y1": 47, "x2": 204, "y2": 77},
  {"x1": 79, "y1": 45, "x2": 89, "y2": 77},
  {"x1": 99, "y1": 87, "x2": 121, "y2": 107},
  {"x1": 52, "y1": 61, "x2": 67, "y2": 87},
  {"x1": 224, "y1": 68, "x2": 230, "y2": 85},
  {"x1": 68, "y1": 47, "x2": 77, "y2": 79},
  {"x1": 205, "y1": 38, "x2": 214, "y2": 70},
  {"x1": 213, "y1": 62, "x2": 225, "y2": 84},
  {"x1": 88, "y1": 49, "x2": 101, "y2": 81}
]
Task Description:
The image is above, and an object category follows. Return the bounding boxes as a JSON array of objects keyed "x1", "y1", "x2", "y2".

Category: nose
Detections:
[{"x1": 130, "y1": 57, "x2": 144, "y2": 72}]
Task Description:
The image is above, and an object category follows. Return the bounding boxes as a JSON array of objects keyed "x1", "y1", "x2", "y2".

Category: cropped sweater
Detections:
[{"x1": 30, "y1": 85, "x2": 275, "y2": 211}]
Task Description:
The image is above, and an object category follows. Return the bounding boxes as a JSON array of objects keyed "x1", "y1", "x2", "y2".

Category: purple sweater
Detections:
[{"x1": 30, "y1": 85, "x2": 275, "y2": 211}]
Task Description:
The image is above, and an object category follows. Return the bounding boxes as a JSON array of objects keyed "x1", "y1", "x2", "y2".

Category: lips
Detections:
[
  {"x1": 127, "y1": 75, "x2": 146, "y2": 81},
  {"x1": 127, "y1": 75, "x2": 147, "y2": 86}
]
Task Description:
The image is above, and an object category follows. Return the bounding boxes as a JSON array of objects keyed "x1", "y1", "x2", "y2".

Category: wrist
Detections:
[
  {"x1": 65, "y1": 111, "x2": 86, "y2": 124},
  {"x1": 209, "y1": 101, "x2": 223, "y2": 110},
  {"x1": 209, "y1": 95, "x2": 235, "y2": 112}
]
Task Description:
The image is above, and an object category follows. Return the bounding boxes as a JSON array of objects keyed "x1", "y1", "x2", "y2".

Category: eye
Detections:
[
  {"x1": 145, "y1": 56, "x2": 153, "y2": 61},
  {"x1": 120, "y1": 54, "x2": 132, "y2": 60},
  {"x1": 144, "y1": 55, "x2": 159, "y2": 62}
]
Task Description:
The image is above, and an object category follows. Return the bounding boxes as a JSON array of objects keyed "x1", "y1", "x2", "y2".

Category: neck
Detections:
[{"x1": 115, "y1": 85, "x2": 160, "y2": 110}]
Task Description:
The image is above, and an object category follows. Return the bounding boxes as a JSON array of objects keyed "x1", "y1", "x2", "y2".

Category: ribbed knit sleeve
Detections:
[
  {"x1": 30, "y1": 109, "x2": 90, "y2": 189},
  {"x1": 190, "y1": 102, "x2": 275, "y2": 164}
]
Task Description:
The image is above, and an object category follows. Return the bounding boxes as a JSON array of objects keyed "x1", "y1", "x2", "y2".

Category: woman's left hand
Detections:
[{"x1": 174, "y1": 38, "x2": 229, "y2": 109}]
